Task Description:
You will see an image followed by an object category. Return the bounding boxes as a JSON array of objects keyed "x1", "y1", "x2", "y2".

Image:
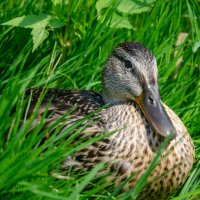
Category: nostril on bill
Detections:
[{"x1": 148, "y1": 95, "x2": 156, "y2": 106}]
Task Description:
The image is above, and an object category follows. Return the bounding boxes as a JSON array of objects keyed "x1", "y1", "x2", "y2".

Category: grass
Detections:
[{"x1": 0, "y1": 0, "x2": 200, "y2": 199}]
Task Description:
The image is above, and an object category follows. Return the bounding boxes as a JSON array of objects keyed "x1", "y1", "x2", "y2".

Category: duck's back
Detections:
[{"x1": 25, "y1": 88, "x2": 105, "y2": 118}]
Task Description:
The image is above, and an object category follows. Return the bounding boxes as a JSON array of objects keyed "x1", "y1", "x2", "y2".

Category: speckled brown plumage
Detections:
[{"x1": 26, "y1": 42, "x2": 194, "y2": 200}]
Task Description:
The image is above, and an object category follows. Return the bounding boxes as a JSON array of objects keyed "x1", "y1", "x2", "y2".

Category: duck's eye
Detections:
[{"x1": 125, "y1": 60, "x2": 132, "y2": 68}]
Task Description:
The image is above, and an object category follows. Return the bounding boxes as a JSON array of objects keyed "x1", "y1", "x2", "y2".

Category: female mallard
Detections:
[{"x1": 26, "y1": 42, "x2": 194, "y2": 199}]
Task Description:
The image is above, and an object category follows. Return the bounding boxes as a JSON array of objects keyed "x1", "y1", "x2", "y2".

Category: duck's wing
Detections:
[
  {"x1": 24, "y1": 88, "x2": 105, "y2": 133},
  {"x1": 25, "y1": 88, "x2": 104, "y2": 115}
]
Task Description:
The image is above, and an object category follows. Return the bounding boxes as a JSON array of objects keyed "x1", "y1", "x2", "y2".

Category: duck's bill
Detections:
[{"x1": 135, "y1": 85, "x2": 177, "y2": 139}]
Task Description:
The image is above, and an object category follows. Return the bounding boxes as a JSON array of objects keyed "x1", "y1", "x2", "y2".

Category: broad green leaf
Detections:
[
  {"x1": 49, "y1": 20, "x2": 66, "y2": 29},
  {"x1": 111, "y1": 13, "x2": 133, "y2": 29},
  {"x1": 2, "y1": 14, "x2": 51, "y2": 29},
  {"x1": 96, "y1": 0, "x2": 156, "y2": 15},
  {"x1": 31, "y1": 28, "x2": 49, "y2": 52},
  {"x1": 96, "y1": 0, "x2": 113, "y2": 14},
  {"x1": 96, "y1": 0, "x2": 155, "y2": 29},
  {"x1": 117, "y1": 0, "x2": 156, "y2": 14}
]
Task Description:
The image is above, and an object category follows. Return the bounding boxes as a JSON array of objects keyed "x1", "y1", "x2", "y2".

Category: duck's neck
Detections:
[
  {"x1": 102, "y1": 90, "x2": 131, "y2": 106},
  {"x1": 102, "y1": 91, "x2": 166, "y2": 152}
]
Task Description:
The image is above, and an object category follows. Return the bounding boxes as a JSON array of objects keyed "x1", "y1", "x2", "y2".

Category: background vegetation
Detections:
[{"x1": 0, "y1": 0, "x2": 199, "y2": 199}]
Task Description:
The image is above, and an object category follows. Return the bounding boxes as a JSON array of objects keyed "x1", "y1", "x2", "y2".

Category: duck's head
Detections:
[{"x1": 102, "y1": 42, "x2": 177, "y2": 139}]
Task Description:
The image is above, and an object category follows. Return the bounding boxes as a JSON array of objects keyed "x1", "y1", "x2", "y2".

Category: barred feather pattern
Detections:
[{"x1": 25, "y1": 88, "x2": 194, "y2": 200}]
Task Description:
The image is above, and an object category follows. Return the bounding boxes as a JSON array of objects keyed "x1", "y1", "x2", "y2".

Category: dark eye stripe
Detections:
[{"x1": 113, "y1": 52, "x2": 132, "y2": 69}]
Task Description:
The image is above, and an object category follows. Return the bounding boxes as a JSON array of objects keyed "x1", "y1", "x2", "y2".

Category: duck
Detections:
[{"x1": 26, "y1": 42, "x2": 194, "y2": 199}]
